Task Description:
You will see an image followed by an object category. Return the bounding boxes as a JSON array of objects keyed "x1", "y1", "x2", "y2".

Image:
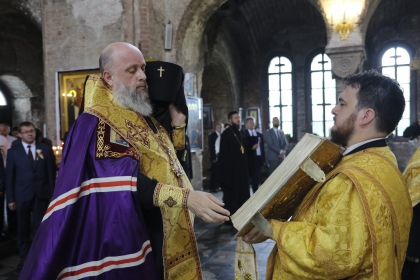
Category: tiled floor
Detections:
[{"x1": 0, "y1": 190, "x2": 274, "y2": 280}]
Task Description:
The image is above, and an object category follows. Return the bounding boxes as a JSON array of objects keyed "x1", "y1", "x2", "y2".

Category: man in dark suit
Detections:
[
  {"x1": 208, "y1": 122, "x2": 222, "y2": 192},
  {"x1": 265, "y1": 116, "x2": 288, "y2": 175},
  {"x1": 6, "y1": 121, "x2": 56, "y2": 269},
  {"x1": 243, "y1": 117, "x2": 265, "y2": 194}
]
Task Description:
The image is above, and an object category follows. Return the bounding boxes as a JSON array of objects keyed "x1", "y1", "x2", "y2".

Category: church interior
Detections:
[{"x1": 1, "y1": 0, "x2": 420, "y2": 277}]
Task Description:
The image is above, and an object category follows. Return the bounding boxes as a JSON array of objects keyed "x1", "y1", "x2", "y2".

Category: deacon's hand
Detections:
[
  {"x1": 242, "y1": 226, "x2": 269, "y2": 244},
  {"x1": 252, "y1": 144, "x2": 258, "y2": 150},
  {"x1": 169, "y1": 104, "x2": 186, "y2": 127},
  {"x1": 187, "y1": 191, "x2": 230, "y2": 223}
]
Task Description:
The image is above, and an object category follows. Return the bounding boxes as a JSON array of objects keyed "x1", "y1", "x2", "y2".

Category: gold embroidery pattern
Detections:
[
  {"x1": 155, "y1": 185, "x2": 189, "y2": 208},
  {"x1": 172, "y1": 128, "x2": 185, "y2": 150},
  {"x1": 95, "y1": 120, "x2": 140, "y2": 160},
  {"x1": 157, "y1": 133, "x2": 184, "y2": 178},
  {"x1": 167, "y1": 249, "x2": 195, "y2": 268},
  {"x1": 126, "y1": 120, "x2": 150, "y2": 149},
  {"x1": 153, "y1": 183, "x2": 163, "y2": 207},
  {"x1": 182, "y1": 188, "x2": 189, "y2": 208},
  {"x1": 164, "y1": 196, "x2": 177, "y2": 207},
  {"x1": 96, "y1": 119, "x2": 107, "y2": 158}
]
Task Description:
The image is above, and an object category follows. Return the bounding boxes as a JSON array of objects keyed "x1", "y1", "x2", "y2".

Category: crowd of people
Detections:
[
  {"x1": 0, "y1": 122, "x2": 56, "y2": 270},
  {"x1": 0, "y1": 41, "x2": 419, "y2": 279},
  {"x1": 207, "y1": 112, "x2": 288, "y2": 219}
]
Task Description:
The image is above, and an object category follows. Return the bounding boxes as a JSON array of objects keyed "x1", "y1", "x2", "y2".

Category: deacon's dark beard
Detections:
[
  {"x1": 113, "y1": 78, "x2": 153, "y2": 116},
  {"x1": 329, "y1": 112, "x2": 357, "y2": 147},
  {"x1": 230, "y1": 123, "x2": 240, "y2": 130}
]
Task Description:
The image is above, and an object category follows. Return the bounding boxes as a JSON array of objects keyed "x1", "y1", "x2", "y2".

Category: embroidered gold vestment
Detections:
[
  {"x1": 83, "y1": 76, "x2": 202, "y2": 280},
  {"x1": 267, "y1": 147, "x2": 412, "y2": 280},
  {"x1": 403, "y1": 145, "x2": 420, "y2": 206}
]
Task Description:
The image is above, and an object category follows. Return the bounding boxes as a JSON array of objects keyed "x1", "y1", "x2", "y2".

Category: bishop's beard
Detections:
[{"x1": 112, "y1": 78, "x2": 153, "y2": 117}]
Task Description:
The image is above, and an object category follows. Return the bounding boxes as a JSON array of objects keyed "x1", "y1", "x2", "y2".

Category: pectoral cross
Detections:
[
  {"x1": 157, "y1": 66, "x2": 165, "y2": 77},
  {"x1": 240, "y1": 145, "x2": 244, "y2": 154}
]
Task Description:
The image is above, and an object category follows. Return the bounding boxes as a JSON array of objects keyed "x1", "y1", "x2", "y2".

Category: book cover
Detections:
[{"x1": 231, "y1": 133, "x2": 344, "y2": 237}]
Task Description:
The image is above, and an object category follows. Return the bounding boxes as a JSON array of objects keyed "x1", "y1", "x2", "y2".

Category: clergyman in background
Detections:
[{"x1": 218, "y1": 111, "x2": 250, "y2": 224}]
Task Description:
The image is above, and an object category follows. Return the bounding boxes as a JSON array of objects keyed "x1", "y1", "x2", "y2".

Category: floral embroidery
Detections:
[{"x1": 36, "y1": 149, "x2": 44, "y2": 160}]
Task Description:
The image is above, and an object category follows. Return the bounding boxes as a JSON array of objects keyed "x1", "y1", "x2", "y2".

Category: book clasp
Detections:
[
  {"x1": 300, "y1": 157, "x2": 326, "y2": 182},
  {"x1": 250, "y1": 212, "x2": 274, "y2": 238}
]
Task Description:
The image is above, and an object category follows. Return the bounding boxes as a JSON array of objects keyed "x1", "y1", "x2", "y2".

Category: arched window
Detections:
[
  {"x1": 310, "y1": 53, "x2": 335, "y2": 137},
  {"x1": 268, "y1": 56, "x2": 293, "y2": 137},
  {"x1": 0, "y1": 89, "x2": 6, "y2": 106},
  {"x1": 381, "y1": 47, "x2": 410, "y2": 136}
]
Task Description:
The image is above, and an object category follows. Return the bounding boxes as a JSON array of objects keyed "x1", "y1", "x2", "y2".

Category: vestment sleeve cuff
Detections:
[
  {"x1": 171, "y1": 128, "x2": 186, "y2": 150},
  {"x1": 153, "y1": 183, "x2": 190, "y2": 208}
]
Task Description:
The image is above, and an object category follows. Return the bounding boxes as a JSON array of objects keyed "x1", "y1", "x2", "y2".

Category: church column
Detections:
[{"x1": 325, "y1": 18, "x2": 365, "y2": 96}]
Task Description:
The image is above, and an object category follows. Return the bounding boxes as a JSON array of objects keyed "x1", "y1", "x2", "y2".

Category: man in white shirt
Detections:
[
  {"x1": 0, "y1": 123, "x2": 17, "y2": 148},
  {"x1": 208, "y1": 122, "x2": 223, "y2": 192},
  {"x1": 243, "y1": 117, "x2": 265, "y2": 194}
]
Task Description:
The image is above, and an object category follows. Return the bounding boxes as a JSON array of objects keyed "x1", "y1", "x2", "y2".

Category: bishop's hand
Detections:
[
  {"x1": 187, "y1": 191, "x2": 230, "y2": 223},
  {"x1": 169, "y1": 104, "x2": 186, "y2": 127}
]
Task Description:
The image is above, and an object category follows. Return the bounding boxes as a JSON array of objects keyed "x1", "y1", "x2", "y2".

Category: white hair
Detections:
[{"x1": 112, "y1": 78, "x2": 153, "y2": 116}]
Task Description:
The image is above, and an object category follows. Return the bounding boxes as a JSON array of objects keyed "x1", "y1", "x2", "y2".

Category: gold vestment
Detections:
[
  {"x1": 403, "y1": 145, "x2": 420, "y2": 206},
  {"x1": 267, "y1": 147, "x2": 412, "y2": 280},
  {"x1": 84, "y1": 76, "x2": 202, "y2": 280}
]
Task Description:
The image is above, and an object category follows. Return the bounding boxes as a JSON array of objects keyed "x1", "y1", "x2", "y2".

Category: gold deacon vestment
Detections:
[
  {"x1": 403, "y1": 145, "x2": 420, "y2": 206},
  {"x1": 267, "y1": 146, "x2": 412, "y2": 280},
  {"x1": 84, "y1": 75, "x2": 202, "y2": 280}
]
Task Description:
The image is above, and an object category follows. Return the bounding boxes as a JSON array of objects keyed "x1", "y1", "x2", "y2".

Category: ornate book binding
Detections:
[{"x1": 232, "y1": 133, "x2": 344, "y2": 237}]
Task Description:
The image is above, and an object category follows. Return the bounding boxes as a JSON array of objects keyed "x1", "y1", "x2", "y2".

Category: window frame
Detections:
[
  {"x1": 376, "y1": 42, "x2": 416, "y2": 138},
  {"x1": 265, "y1": 53, "x2": 296, "y2": 141},
  {"x1": 306, "y1": 49, "x2": 336, "y2": 138}
]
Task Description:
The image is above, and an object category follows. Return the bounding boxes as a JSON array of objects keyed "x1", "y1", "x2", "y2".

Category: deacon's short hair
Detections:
[
  {"x1": 228, "y1": 111, "x2": 238, "y2": 120},
  {"x1": 343, "y1": 69, "x2": 405, "y2": 135}
]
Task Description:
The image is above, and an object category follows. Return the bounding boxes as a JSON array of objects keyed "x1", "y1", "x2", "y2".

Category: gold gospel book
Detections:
[{"x1": 231, "y1": 133, "x2": 344, "y2": 237}]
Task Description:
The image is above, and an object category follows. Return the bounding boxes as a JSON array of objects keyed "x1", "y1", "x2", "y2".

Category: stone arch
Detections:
[
  {"x1": 0, "y1": 1, "x2": 43, "y2": 131},
  {"x1": 359, "y1": 0, "x2": 383, "y2": 37},
  {"x1": 0, "y1": 75, "x2": 33, "y2": 126},
  {"x1": 0, "y1": 80, "x2": 14, "y2": 126},
  {"x1": 175, "y1": 0, "x2": 226, "y2": 73}
]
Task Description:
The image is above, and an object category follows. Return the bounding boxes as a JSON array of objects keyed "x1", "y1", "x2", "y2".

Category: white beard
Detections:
[{"x1": 112, "y1": 79, "x2": 153, "y2": 117}]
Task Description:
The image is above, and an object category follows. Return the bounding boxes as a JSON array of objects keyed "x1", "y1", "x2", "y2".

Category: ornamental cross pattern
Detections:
[
  {"x1": 125, "y1": 120, "x2": 150, "y2": 149},
  {"x1": 164, "y1": 196, "x2": 177, "y2": 207}
]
